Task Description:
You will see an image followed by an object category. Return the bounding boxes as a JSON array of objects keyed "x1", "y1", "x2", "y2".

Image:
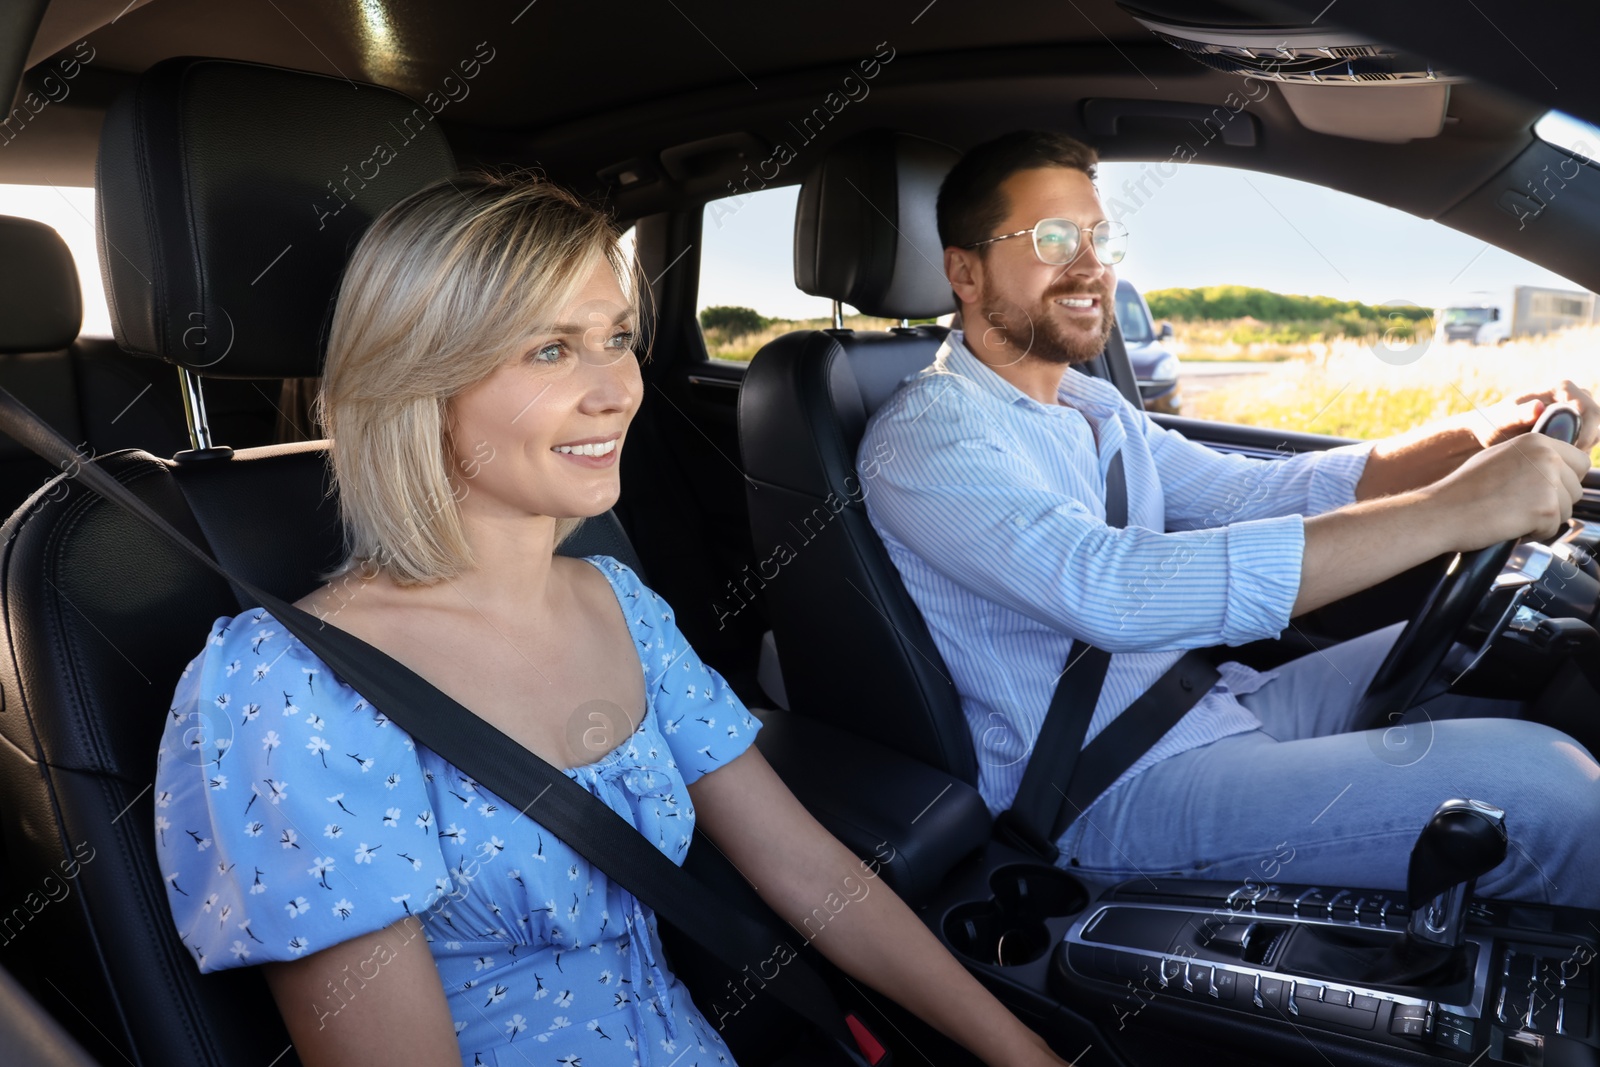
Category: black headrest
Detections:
[
  {"x1": 794, "y1": 130, "x2": 960, "y2": 321},
  {"x1": 95, "y1": 58, "x2": 457, "y2": 379},
  {"x1": 0, "y1": 216, "x2": 81, "y2": 353}
]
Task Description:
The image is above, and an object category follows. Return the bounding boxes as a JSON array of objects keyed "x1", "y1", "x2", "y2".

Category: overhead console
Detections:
[{"x1": 1118, "y1": 2, "x2": 1465, "y2": 143}]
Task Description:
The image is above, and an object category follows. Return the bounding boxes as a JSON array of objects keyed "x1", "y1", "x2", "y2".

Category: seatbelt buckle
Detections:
[
  {"x1": 992, "y1": 809, "x2": 1061, "y2": 864},
  {"x1": 845, "y1": 1012, "x2": 890, "y2": 1065}
]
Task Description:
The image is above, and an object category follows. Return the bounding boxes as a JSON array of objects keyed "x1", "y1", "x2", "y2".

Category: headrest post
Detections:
[
  {"x1": 832, "y1": 299, "x2": 844, "y2": 330},
  {"x1": 178, "y1": 366, "x2": 216, "y2": 452},
  {"x1": 897, "y1": 318, "x2": 910, "y2": 328}
]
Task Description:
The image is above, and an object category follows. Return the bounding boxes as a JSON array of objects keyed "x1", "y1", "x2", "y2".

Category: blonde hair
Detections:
[{"x1": 317, "y1": 172, "x2": 642, "y2": 585}]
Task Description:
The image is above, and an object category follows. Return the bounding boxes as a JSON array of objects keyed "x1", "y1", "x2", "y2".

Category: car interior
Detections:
[{"x1": 3, "y1": 1, "x2": 1600, "y2": 1065}]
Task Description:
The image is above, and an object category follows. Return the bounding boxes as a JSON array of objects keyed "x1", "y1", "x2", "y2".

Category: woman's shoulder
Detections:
[
  {"x1": 187, "y1": 606, "x2": 344, "y2": 702},
  {"x1": 169, "y1": 605, "x2": 402, "y2": 767},
  {"x1": 570, "y1": 553, "x2": 676, "y2": 626}
]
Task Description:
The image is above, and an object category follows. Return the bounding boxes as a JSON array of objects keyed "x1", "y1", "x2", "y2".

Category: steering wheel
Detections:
[{"x1": 1353, "y1": 403, "x2": 1583, "y2": 731}]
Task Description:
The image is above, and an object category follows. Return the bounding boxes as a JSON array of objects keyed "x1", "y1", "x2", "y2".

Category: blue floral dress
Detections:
[{"x1": 155, "y1": 556, "x2": 762, "y2": 1066}]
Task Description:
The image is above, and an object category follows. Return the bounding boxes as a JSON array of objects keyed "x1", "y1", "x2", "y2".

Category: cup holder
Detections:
[
  {"x1": 942, "y1": 865, "x2": 1088, "y2": 967},
  {"x1": 990, "y1": 863, "x2": 1089, "y2": 920}
]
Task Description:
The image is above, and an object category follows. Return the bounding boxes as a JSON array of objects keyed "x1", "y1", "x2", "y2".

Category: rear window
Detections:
[{"x1": 0, "y1": 184, "x2": 110, "y2": 336}]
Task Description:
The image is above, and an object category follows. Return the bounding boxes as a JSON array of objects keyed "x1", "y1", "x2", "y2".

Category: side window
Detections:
[
  {"x1": 696, "y1": 184, "x2": 923, "y2": 364},
  {"x1": 0, "y1": 184, "x2": 111, "y2": 336},
  {"x1": 1096, "y1": 161, "x2": 1596, "y2": 453}
]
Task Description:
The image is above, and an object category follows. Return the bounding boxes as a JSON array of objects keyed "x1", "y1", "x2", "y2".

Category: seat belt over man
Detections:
[{"x1": 994, "y1": 447, "x2": 1221, "y2": 863}]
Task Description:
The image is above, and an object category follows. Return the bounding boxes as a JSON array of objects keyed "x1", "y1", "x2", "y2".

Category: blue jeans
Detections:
[{"x1": 1059, "y1": 622, "x2": 1600, "y2": 906}]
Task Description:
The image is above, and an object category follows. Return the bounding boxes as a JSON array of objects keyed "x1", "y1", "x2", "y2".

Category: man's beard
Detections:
[{"x1": 976, "y1": 284, "x2": 1115, "y2": 366}]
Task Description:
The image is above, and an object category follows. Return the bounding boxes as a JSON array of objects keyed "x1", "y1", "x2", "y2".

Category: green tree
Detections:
[{"x1": 699, "y1": 306, "x2": 767, "y2": 338}]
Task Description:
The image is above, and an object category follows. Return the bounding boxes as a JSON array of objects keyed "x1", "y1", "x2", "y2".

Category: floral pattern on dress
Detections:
[{"x1": 155, "y1": 555, "x2": 762, "y2": 1066}]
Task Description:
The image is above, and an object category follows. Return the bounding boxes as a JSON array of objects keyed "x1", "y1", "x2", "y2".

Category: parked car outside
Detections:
[{"x1": 1114, "y1": 277, "x2": 1180, "y2": 414}]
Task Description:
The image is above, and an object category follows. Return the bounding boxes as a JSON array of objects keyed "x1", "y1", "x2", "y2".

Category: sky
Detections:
[
  {"x1": 696, "y1": 161, "x2": 1590, "y2": 321},
  {"x1": 2, "y1": 159, "x2": 1588, "y2": 337}
]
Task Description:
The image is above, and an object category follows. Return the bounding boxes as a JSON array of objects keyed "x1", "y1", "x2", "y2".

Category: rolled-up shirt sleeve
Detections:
[
  {"x1": 862, "y1": 382, "x2": 1306, "y2": 653},
  {"x1": 1144, "y1": 418, "x2": 1376, "y2": 529}
]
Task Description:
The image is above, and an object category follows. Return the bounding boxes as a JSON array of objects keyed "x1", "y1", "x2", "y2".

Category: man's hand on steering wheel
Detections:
[
  {"x1": 1425, "y1": 431, "x2": 1590, "y2": 551},
  {"x1": 1465, "y1": 379, "x2": 1600, "y2": 452},
  {"x1": 1353, "y1": 408, "x2": 1592, "y2": 730}
]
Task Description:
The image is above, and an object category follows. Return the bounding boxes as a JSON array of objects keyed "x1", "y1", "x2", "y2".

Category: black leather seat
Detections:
[
  {"x1": 738, "y1": 131, "x2": 979, "y2": 783},
  {"x1": 0, "y1": 58, "x2": 641, "y2": 1067},
  {"x1": 0, "y1": 216, "x2": 191, "y2": 516}
]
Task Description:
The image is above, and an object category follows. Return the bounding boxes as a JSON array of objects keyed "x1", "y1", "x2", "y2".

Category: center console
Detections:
[{"x1": 926, "y1": 845, "x2": 1600, "y2": 1067}]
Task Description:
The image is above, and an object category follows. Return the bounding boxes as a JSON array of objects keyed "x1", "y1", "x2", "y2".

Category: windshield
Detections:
[
  {"x1": 1441, "y1": 307, "x2": 1493, "y2": 326},
  {"x1": 1114, "y1": 285, "x2": 1153, "y2": 344}
]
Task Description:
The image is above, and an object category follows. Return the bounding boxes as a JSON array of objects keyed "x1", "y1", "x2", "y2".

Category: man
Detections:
[{"x1": 857, "y1": 129, "x2": 1600, "y2": 904}]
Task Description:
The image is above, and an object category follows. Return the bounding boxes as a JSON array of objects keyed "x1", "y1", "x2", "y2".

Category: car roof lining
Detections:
[{"x1": 7, "y1": 0, "x2": 1593, "y2": 289}]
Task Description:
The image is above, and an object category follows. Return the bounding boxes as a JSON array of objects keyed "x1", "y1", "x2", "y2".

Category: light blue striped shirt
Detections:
[{"x1": 856, "y1": 331, "x2": 1374, "y2": 833}]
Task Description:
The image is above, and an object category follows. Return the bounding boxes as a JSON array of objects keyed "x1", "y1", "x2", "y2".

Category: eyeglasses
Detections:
[{"x1": 963, "y1": 218, "x2": 1129, "y2": 266}]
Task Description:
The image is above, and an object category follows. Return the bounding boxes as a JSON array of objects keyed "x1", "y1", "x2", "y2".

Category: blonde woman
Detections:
[{"x1": 154, "y1": 174, "x2": 1072, "y2": 1067}]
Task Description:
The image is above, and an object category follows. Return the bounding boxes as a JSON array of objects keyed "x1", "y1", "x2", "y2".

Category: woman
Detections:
[{"x1": 154, "y1": 173, "x2": 1072, "y2": 1067}]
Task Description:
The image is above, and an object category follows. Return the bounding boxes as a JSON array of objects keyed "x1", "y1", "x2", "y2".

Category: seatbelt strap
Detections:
[
  {"x1": 0, "y1": 387, "x2": 882, "y2": 1067},
  {"x1": 994, "y1": 448, "x2": 1219, "y2": 863}
]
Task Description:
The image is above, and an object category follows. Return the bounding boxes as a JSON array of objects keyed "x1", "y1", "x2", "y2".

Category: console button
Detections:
[
  {"x1": 1185, "y1": 964, "x2": 1212, "y2": 996},
  {"x1": 1504, "y1": 950, "x2": 1535, "y2": 982},
  {"x1": 1351, "y1": 993, "x2": 1382, "y2": 1013},
  {"x1": 1214, "y1": 970, "x2": 1238, "y2": 1003},
  {"x1": 1292, "y1": 888, "x2": 1330, "y2": 916},
  {"x1": 1389, "y1": 1004, "x2": 1429, "y2": 1038},
  {"x1": 1292, "y1": 989, "x2": 1378, "y2": 1030},
  {"x1": 1257, "y1": 976, "x2": 1286, "y2": 1011},
  {"x1": 1558, "y1": 996, "x2": 1590, "y2": 1038},
  {"x1": 1432, "y1": 1023, "x2": 1473, "y2": 1053},
  {"x1": 1357, "y1": 894, "x2": 1394, "y2": 926}
]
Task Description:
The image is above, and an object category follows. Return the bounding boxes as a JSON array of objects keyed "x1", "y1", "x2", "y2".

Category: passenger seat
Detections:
[{"x1": 0, "y1": 214, "x2": 305, "y2": 519}]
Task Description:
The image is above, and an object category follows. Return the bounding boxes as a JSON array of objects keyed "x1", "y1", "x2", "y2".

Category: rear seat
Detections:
[{"x1": 0, "y1": 214, "x2": 293, "y2": 518}]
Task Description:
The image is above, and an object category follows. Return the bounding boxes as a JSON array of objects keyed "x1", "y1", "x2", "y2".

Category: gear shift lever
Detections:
[{"x1": 1406, "y1": 798, "x2": 1508, "y2": 950}]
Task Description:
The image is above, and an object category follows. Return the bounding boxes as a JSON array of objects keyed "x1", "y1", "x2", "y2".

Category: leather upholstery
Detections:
[
  {"x1": 0, "y1": 216, "x2": 80, "y2": 353},
  {"x1": 740, "y1": 327, "x2": 977, "y2": 783},
  {"x1": 95, "y1": 58, "x2": 456, "y2": 378},
  {"x1": 743, "y1": 131, "x2": 978, "y2": 782},
  {"x1": 755, "y1": 708, "x2": 992, "y2": 904},
  {"x1": 793, "y1": 130, "x2": 960, "y2": 320}
]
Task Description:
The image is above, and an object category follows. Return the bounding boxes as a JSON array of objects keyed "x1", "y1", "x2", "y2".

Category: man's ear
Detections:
[{"x1": 944, "y1": 246, "x2": 981, "y2": 309}]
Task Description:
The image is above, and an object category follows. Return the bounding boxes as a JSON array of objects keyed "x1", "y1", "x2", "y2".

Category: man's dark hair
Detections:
[{"x1": 936, "y1": 130, "x2": 1099, "y2": 253}]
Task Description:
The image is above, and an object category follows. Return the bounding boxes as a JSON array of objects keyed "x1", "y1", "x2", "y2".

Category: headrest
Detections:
[
  {"x1": 96, "y1": 58, "x2": 457, "y2": 379},
  {"x1": 794, "y1": 130, "x2": 959, "y2": 321},
  {"x1": 0, "y1": 216, "x2": 81, "y2": 353}
]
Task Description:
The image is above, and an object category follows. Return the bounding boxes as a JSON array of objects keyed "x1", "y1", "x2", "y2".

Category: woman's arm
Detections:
[
  {"x1": 261, "y1": 916, "x2": 461, "y2": 1067},
  {"x1": 689, "y1": 746, "x2": 1068, "y2": 1067}
]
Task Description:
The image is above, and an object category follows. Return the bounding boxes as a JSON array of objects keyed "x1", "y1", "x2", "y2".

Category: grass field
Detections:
[
  {"x1": 1179, "y1": 325, "x2": 1600, "y2": 463},
  {"x1": 703, "y1": 314, "x2": 1600, "y2": 463},
  {"x1": 702, "y1": 314, "x2": 915, "y2": 363}
]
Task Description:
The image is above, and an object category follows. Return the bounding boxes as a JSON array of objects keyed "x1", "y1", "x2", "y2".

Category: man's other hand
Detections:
[{"x1": 1466, "y1": 380, "x2": 1600, "y2": 452}]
